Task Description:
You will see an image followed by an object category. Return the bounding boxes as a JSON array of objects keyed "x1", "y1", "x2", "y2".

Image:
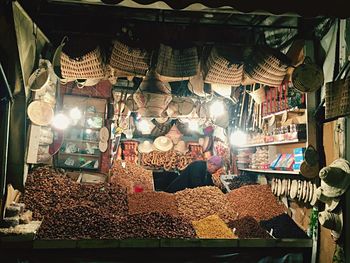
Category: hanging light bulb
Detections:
[
  {"x1": 210, "y1": 100, "x2": 225, "y2": 118},
  {"x1": 230, "y1": 130, "x2": 247, "y2": 146},
  {"x1": 188, "y1": 121, "x2": 199, "y2": 131},
  {"x1": 52, "y1": 113, "x2": 70, "y2": 130},
  {"x1": 69, "y1": 107, "x2": 82, "y2": 120}
]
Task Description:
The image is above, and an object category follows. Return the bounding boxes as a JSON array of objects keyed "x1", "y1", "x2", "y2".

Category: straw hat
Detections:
[
  {"x1": 319, "y1": 158, "x2": 350, "y2": 198},
  {"x1": 188, "y1": 69, "x2": 206, "y2": 97},
  {"x1": 133, "y1": 69, "x2": 172, "y2": 117},
  {"x1": 174, "y1": 140, "x2": 188, "y2": 153},
  {"x1": 125, "y1": 95, "x2": 139, "y2": 111},
  {"x1": 211, "y1": 83, "x2": 232, "y2": 98},
  {"x1": 27, "y1": 101, "x2": 54, "y2": 126},
  {"x1": 292, "y1": 57, "x2": 324, "y2": 93},
  {"x1": 154, "y1": 116, "x2": 169, "y2": 124},
  {"x1": 318, "y1": 210, "x2": 343, "y2": 233},
  {"x1": 165, "y1": 124, "x2": 183, "y2": 145},
  {"x1": 166, "y1": 96, "x2": 194, "y2": 117},
  {"x1": 315, "y1": 187, "x2": 340, "y2": 212},
  {"x1": 154, "y1": 136, "x2": 173, "y2": 152},
  {"x1": 138, "y1": 140, "x2": 155, "y2": 153}
]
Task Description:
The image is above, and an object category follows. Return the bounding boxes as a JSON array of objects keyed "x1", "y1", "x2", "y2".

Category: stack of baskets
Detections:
[
  {"x1": 244, "y1": 46, "x2": 291, "y2": 87},
  {"x1": 109, "y1": 40, "x2": 151, "y2": 77},
  {"x1": 203, "y1": 46, "x2": 244, "y2": 86},
  {"x1": 156, "y1": 43, "x2": 198, "y2": 80}
]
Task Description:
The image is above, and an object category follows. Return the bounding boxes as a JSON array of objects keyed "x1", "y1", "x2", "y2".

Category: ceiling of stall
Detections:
[{"x1": 17, "y1": 0, "x2": 336, "y2": 50}]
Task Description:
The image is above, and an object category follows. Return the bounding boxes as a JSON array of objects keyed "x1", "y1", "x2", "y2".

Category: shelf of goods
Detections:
[
  {"x1": 262, "y1": 108, "x2": 306, "y2": 120},
  {"x1": 237, "y1": 139, "x2": 306, "y2": 148},
  {"x1": 238, "y1": 168, "x2": 300, "y2": 175},
  {"x1": 56, "y1": 95, "x2": 107, "y2": 170}
]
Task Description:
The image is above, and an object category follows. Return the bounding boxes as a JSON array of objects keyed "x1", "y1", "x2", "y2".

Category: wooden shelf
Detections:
[
  {"x1": 59, "y1": 152, "x2": 100, "y2": 158},
  {"x1": 239, "y1": 168, "x2": 300, "y2": 175},
  {"x1": 237, "y1": 139, "x2": 306, "y2": 148},
  {"x1": 65, "y1": 139, "x2": 99, "y2": 144},
  {"x1": 262, "y1": 108, "x2": 306, "y2": 120}
]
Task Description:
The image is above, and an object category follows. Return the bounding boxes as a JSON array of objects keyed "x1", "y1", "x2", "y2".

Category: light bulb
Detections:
[
  {"x1": 188, "y1": 121, "x2": 199, "y2": 131},
  {"x1": 86, "y1": 129, "x2": 92, "y2": 134},
  {"x1": 138, "y1": 119, "x2": 151, "y2": 134},
  {"x1": 69, "y1": 107, "x2": 82, "y2": 120},
  {"x1": 52, "y1": 113, "x2": 70, "y2": 130},
  {"x1": 230, "y1": 130, "x2": 247, "y2": 146},
  {"x1": 210, "y1": 100, "x2": 225, "y2": 118}
]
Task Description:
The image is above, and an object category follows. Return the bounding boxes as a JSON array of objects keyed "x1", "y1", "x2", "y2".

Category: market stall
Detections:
[{"x1": 1, "y1": 2, "x2": 349, "y2": 263}]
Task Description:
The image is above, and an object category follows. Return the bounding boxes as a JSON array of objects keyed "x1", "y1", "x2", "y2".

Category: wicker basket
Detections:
[
  {"x1": 60, "y1": 46, "x2": 105, "y2": 79},
  {"x1": 244, "y1": 46, "x2": 290, "y2": 87},
  {"x1": 203, "y1": 46, "x2": 243, "y2": 86},
  {"x1": 156, "y1": 44, "x2": 198, "y2": 79},
  {"x1": 325, "y1": 77, "x2": 350, "y2": 119},
  {"x1": 109, "y1": 41, "x2": 151, "y2": 77}
]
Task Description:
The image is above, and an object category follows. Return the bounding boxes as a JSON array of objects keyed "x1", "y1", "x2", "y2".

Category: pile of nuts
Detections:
[
  {"x1": 22, "y1": 166, "x2": 128, "y2": 221},
  {"x1": 110, "y1": 160, "x2": 154, "y2": 193},
  {"x1": 140, "y1": 150, "x2": 193, "y2": 171},
  {"x1": 192, "y1": 214, "x2": 237, "y2": 239},
  {"x1": 128, "y1": 192, "x2": 179, "y2": 216},
  {"x1": 227, "y1": 184, "x2": 287, "y2": 221},
  {"x1": 115, "y1": 212, "x2": 196, "y2": 239},
  {"x1": 228, "y1": 216, "x2": 271, "y2": 239},
  {"x1": 175, "y1": 186, "x2": 237, "y2": 222}
]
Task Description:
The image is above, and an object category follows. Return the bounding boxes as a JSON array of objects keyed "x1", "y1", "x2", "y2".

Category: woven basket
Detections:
[
  {"x1": 243, "y1": 46, "x2": 290, "y2": 87},
  {"x1": 244, "y1": 66, "x2": 283, "y2": 87},
  {"x1": 203, "y1": 46, "x2": 243, "y2": 86},
  {"x1": 325, "y1": 77, "x2": 350, "y2": 119},
  {"x1": 109, "y1": 41, "x2": 151, "y2": 77},
  {"x1": 60, "y1": 46, "x2": 105, "y2": 79},
  {"x1": 156, "y1": 44, "x2": 198, "y2": 79}
]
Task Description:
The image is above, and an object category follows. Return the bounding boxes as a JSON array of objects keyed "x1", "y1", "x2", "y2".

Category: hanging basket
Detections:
[
  {"x1": 109, "y1": 40, "x2": 151, "y2": 77},
  {"x1": 156, "y1": 43, "x2": 198, "y2": 80},
  {"x1": 244, "y1": 46, "x2": 290, "y2": 87},
  {"x1": 203, "y1": 46, "x2": 243, "y2": 86},
  {"x1": 60, "y1": 46, "x2": 105, "y2": 79}
]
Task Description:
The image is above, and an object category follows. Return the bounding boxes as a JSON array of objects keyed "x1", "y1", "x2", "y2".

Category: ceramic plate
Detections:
[
  {"x1": 304, "y1": 181, "x2": 309, "y2": 203},
  {"x1": 99, "y1": 141, "x2": 108, "y2": 152},
  {"x1": 99, "y1": 127, "x2": 110, "y2": 142},
  {"x1": 280, "y1": 179, "x2": 286, "y2": 196},
  {"x1": 290, "y1": 180, "x2": 298, "y2": 199},
  {"x1": 277, "y1": 179, "x2": 282, "y2": 196},
  {"x1": 308, "y1": 182, "x2": 314, "y2": 202},
  {"x1": 302, "y1": 181, "x2": 307, "y2": 201},
  {"x1": 284, "y1": 179, "x2": 288, "y2": 196},
  {"x1": 287, "y1": 179, "x2": 291, "y2": 196},
  {"x1": 310, "y1": 183, "x2": 318, "y2": 206}
]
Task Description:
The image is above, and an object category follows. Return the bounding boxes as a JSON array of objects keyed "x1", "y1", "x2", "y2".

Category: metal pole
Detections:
[{"x1": 0, "y1": 62, "x2": 13, "y2": 219}]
